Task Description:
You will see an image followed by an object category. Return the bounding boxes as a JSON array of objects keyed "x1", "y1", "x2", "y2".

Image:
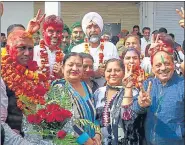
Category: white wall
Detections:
[
  {"x1": 1, "y1": 2, "x2": 34, "y2": 36},
  {"x1": 140, "y1": 1, "x2": 184, "y2": 45}
]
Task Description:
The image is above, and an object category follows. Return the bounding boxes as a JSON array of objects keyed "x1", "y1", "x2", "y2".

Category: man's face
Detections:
[
  {"x1": 61, "y1": 31, "x2": 70, "y2": 48},
  {"x1": 143, "y1": 29, "x2": 150, "y2": 40},
  {"x1": 133, "y1": 28, "x2": 139, "y2": 35},
  {"x1": 43, "y1": 25, "x2": 63, "y2": 49},
  {"x1": 9, "y1": 37, "x2": 34, "y2": 66},
  {"x1": 103, "y1": 35, "x2": 110, "y2": 42},
  {"x1": 71, "y1": 27, "x2": 84, "y2": 43},
  {"x1": 33, "y1": 33, "x2": 40, "y2": 46},
  {"x1": 86, "y1": 21, "x2": 101, "y2": 42},
  {"x1": 152, "y1": 51, "x2": 175, "y2": 84},
  {"x1": 0, "y1": 35, "x2": 6, "y2": 43}
]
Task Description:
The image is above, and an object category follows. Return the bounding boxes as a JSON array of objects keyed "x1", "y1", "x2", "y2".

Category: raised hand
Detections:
[
  {"x1": 137, "y1": 70, "x2": 145, "y2": 84},
  {"x1": 122, "y1": 64, "x2": 134, "y2": 88},
  {"x1": 138, "y1": 81, "x2": 152, "y2": 107},
  {"x1": 176, "y1": 7, "x2": 184, "y2": 28},
  {"x1": 53, "y1": 62, "x2": 63, "y2": 78},
  {"x1": 148, "y1": 34, "x2": 161, "y2": 56},
  {"x1": 26, "y1": 9, "x2": 46, "y2": 34}
]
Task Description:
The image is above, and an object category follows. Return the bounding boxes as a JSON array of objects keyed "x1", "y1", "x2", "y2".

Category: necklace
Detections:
[
  {"x1": 84, "y1": 38, "x2": 105, "y2": 65},
  {"x1": 39, "y1": 40, "x2": 64, "y2": 80},
  {"x1": 102, "y1": 86, "x2": 119, "y2": 127},
  {"x1": 1, "y1": 55, "x2": 50, "y2": 112}
]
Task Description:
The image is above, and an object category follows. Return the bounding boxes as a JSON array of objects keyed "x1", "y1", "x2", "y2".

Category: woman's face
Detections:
[
  {"x1": 63, "y1": 56, "x2": 83, "y2": 82},
  {"x1": 125, "y1": 36, "x2": 141, "y2": 52},
  {"x1": 123, "y1": 50, "x2": 140, "y2": 71},
  {"x1": 105, "y1": 61, "x2": 124, "y2": 86}
]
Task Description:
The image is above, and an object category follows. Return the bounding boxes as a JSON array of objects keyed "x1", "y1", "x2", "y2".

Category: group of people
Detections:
[{"x1": 0, "y1": 2, "x2": 184, "y2": 145}]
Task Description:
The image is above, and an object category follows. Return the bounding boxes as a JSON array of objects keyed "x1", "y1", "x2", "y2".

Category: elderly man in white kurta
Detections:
[{"x1": 71, "y1": 12, "x2": 119, "y2": 87}]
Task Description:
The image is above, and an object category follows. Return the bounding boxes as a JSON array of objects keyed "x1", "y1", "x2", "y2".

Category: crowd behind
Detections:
[{"x1": 0, "y1": 3, "x2": 184, "y2": 145}]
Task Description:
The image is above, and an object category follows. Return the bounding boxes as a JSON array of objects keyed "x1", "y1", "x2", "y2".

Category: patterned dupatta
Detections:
[{"x1": 52, "y1": 79, "x2": 96, "y2": 138}]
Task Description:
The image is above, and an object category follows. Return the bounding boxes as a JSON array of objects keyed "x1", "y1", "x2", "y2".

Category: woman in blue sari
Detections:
[{"x1": 52, "y1": 52, "x2": 101, "y2": 145}]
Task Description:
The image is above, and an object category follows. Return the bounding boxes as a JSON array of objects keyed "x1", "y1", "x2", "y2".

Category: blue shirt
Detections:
[{"x1": 133, "y1": 73, "x2": 184, "y2": 145}]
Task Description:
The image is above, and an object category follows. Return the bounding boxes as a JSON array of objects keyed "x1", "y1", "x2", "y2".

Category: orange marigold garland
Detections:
[
  {"x1": 1, "y1": 54, "x2": 50, "y2": 112},
  {"x1": 84, "y1": 38, "x2": 105, "y2": 65},
  {"x1": 131, "y1": 67, "x2": 148, "y2": 89},
  {"x1": 39, "y1": 39, "x2": 64, "y2": 80}
]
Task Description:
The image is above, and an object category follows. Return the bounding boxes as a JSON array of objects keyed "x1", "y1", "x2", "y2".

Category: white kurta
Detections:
[
  {"x1": 141, "y1": 37, "x2": 151, "y2": 56},
  {"x1": 33, "y1": 45, "x2": 57, "y2": 75},
  {"x1": 71, "y1": 41, "x2": 119, "y2": 87}
]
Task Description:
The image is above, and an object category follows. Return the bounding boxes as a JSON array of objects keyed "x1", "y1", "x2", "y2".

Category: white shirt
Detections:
[
  {"x1": 33, "y1": 45, "x2": 57, "y2": 74},
  {"x1": 71, "y1": 41, "x2": 119, "y2": 87},
  {"x1": 141, "y1": 37, "x2": 151, "y2": 56},
  {"x1": 140, "y1": 57, "x2": 152, "y2": 74}
]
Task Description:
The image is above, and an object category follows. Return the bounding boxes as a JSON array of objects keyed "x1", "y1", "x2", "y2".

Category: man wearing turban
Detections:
[{"x1": 71, "y1": 12, "x2": 119, "y2": 87}]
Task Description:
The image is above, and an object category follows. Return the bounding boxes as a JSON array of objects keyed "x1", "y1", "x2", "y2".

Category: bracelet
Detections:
[
  {"x1": 123, "y1": 96, "x2": 133, "y2": 98},
  {"x1": 95, "y1": 132, "x2": 102, "y2": 141},
  {"x1": 124, "y1": 86, "x2": 132, "y2": 89}
]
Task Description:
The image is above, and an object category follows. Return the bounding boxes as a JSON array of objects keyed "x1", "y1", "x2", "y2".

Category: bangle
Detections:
[
  {"x1": 95, "y1": 132, "x2": 102, "y2": 141},
  {"x1": 125, "y1": 86, "x2": 132, "y2": 89},
  {"x1": 123, "y1": 96, "x2": 133, "y2": 98}
]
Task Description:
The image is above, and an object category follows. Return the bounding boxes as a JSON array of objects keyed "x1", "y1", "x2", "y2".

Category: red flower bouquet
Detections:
[{"x1": 27, "y1": 103, "x2": 72, "y2": 139}]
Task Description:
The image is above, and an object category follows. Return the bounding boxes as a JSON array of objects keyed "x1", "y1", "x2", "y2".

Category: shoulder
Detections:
[
  {"x1": 34, "y1": 45, "x2": 41, "y2": 50},
  {"x1": 94, "y1": 86, "x2": 106, "y2": 96},
  {"x1": 143, "y1": 77, "x2": 156, "y2": 90},
  {"x1": 51, "y1": 79, "x2": 66, "y2": 87},
  {"x1": 104, "y1": 42, "x2": 116, "y2": 49},
  {"x1": 71, "y1": 43, "x2": 85, "y2": 52}
]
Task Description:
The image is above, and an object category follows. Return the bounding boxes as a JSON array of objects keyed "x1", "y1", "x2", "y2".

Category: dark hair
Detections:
[
  {"x1": 124, "y1": 34, "x2": 141, "y2": 45},
  {"x1": 142, "y1": 27, "x2": 150, "y2": 33},
  {"x1": 159, "y1": 27, "x2": 168, "y2": 33},
  {"x1": 105, "y1": 58, "x2": 124, "y2": 70},
  {"x1": 122, "y1": 47, "x2": 141, "y2": 60},
  {"x1": 43, "y1": 15, "x2": 63, "y2": 31},
  {"x1": 63, "y1": 52, "x2": 83, "y2": 65},
  {"x1": 111, "y1": 36, "x2": 119, "y2": 45},
  {"x1": 1, "y1": 33, "x2": 5, "y2": 36},
  {"x1": 183, "y1": 40, "x2": 185, "y2": 52},
  {"x1": 158, "y1": 33, "x2": 174, "y2": 48},
  {"x1": 169, "y1": 33, "x2": 175, "y2": 39},
  {"x1": 7, "y1": 24, "x2": 25, "y2": 36},
  {"x1": 63, "y1": 24, "x2": 71, "y2": 35},
  {"x1": 133, "y1": 25, "x2": 140, "y2": 30},
  {"x1": 79, "y1": 52, "x2": 94, "y2": 62},
  {"x1": 152, "y1": 30, "x2": 159, "y2": 34},
  {"x1": 36, "y1": 31, "x2": 40, "y2": 35}
]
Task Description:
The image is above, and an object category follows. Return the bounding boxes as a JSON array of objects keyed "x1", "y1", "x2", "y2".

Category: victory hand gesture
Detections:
[
  {"x1": 122, "y1": 64, "x2": 134, "y2": 88},
  {"x1": 176, "y1": 7, "x2": 184, "y2": 28},
  {"x1": 148, "y1": 34, "x2": 161, "y2": 56},
  {"x1": 138, "y1": 81, "x2": 152, "y2": 107},
  {"x1": 137, "y1": 70, "x2": 145, "y2": 84},
  {"x1": 26, "y1": 9, "x2": 45, "y2": 34}
]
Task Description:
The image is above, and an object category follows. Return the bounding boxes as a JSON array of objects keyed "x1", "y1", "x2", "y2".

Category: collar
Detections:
[{"x1": 155, "y1": 72, "x2": 178, "y2": 87}]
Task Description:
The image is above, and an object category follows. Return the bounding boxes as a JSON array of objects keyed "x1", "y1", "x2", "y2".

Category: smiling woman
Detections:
[{"x1": 51, "y1": 52, "x2": 101, "y2": 145}]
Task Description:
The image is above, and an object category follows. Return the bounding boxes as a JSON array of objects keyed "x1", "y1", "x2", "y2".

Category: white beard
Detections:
[{"x1": 89, "y1": 35, "x2": 100, "y2": 43}]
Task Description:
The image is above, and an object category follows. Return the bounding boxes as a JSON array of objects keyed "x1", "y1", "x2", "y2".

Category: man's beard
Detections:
[{"x1": 88, "y1": 34, "x2": 100, "y2": 43}]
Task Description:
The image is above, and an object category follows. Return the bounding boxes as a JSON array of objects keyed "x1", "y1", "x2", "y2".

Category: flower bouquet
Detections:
[{"x1": 21, "y1": 81, "x2": 100, "y2": 145}]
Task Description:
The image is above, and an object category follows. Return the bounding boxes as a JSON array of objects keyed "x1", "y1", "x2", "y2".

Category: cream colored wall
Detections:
[{"x1": 34, "y1": 1, "x2": 139, "y2": 33}]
